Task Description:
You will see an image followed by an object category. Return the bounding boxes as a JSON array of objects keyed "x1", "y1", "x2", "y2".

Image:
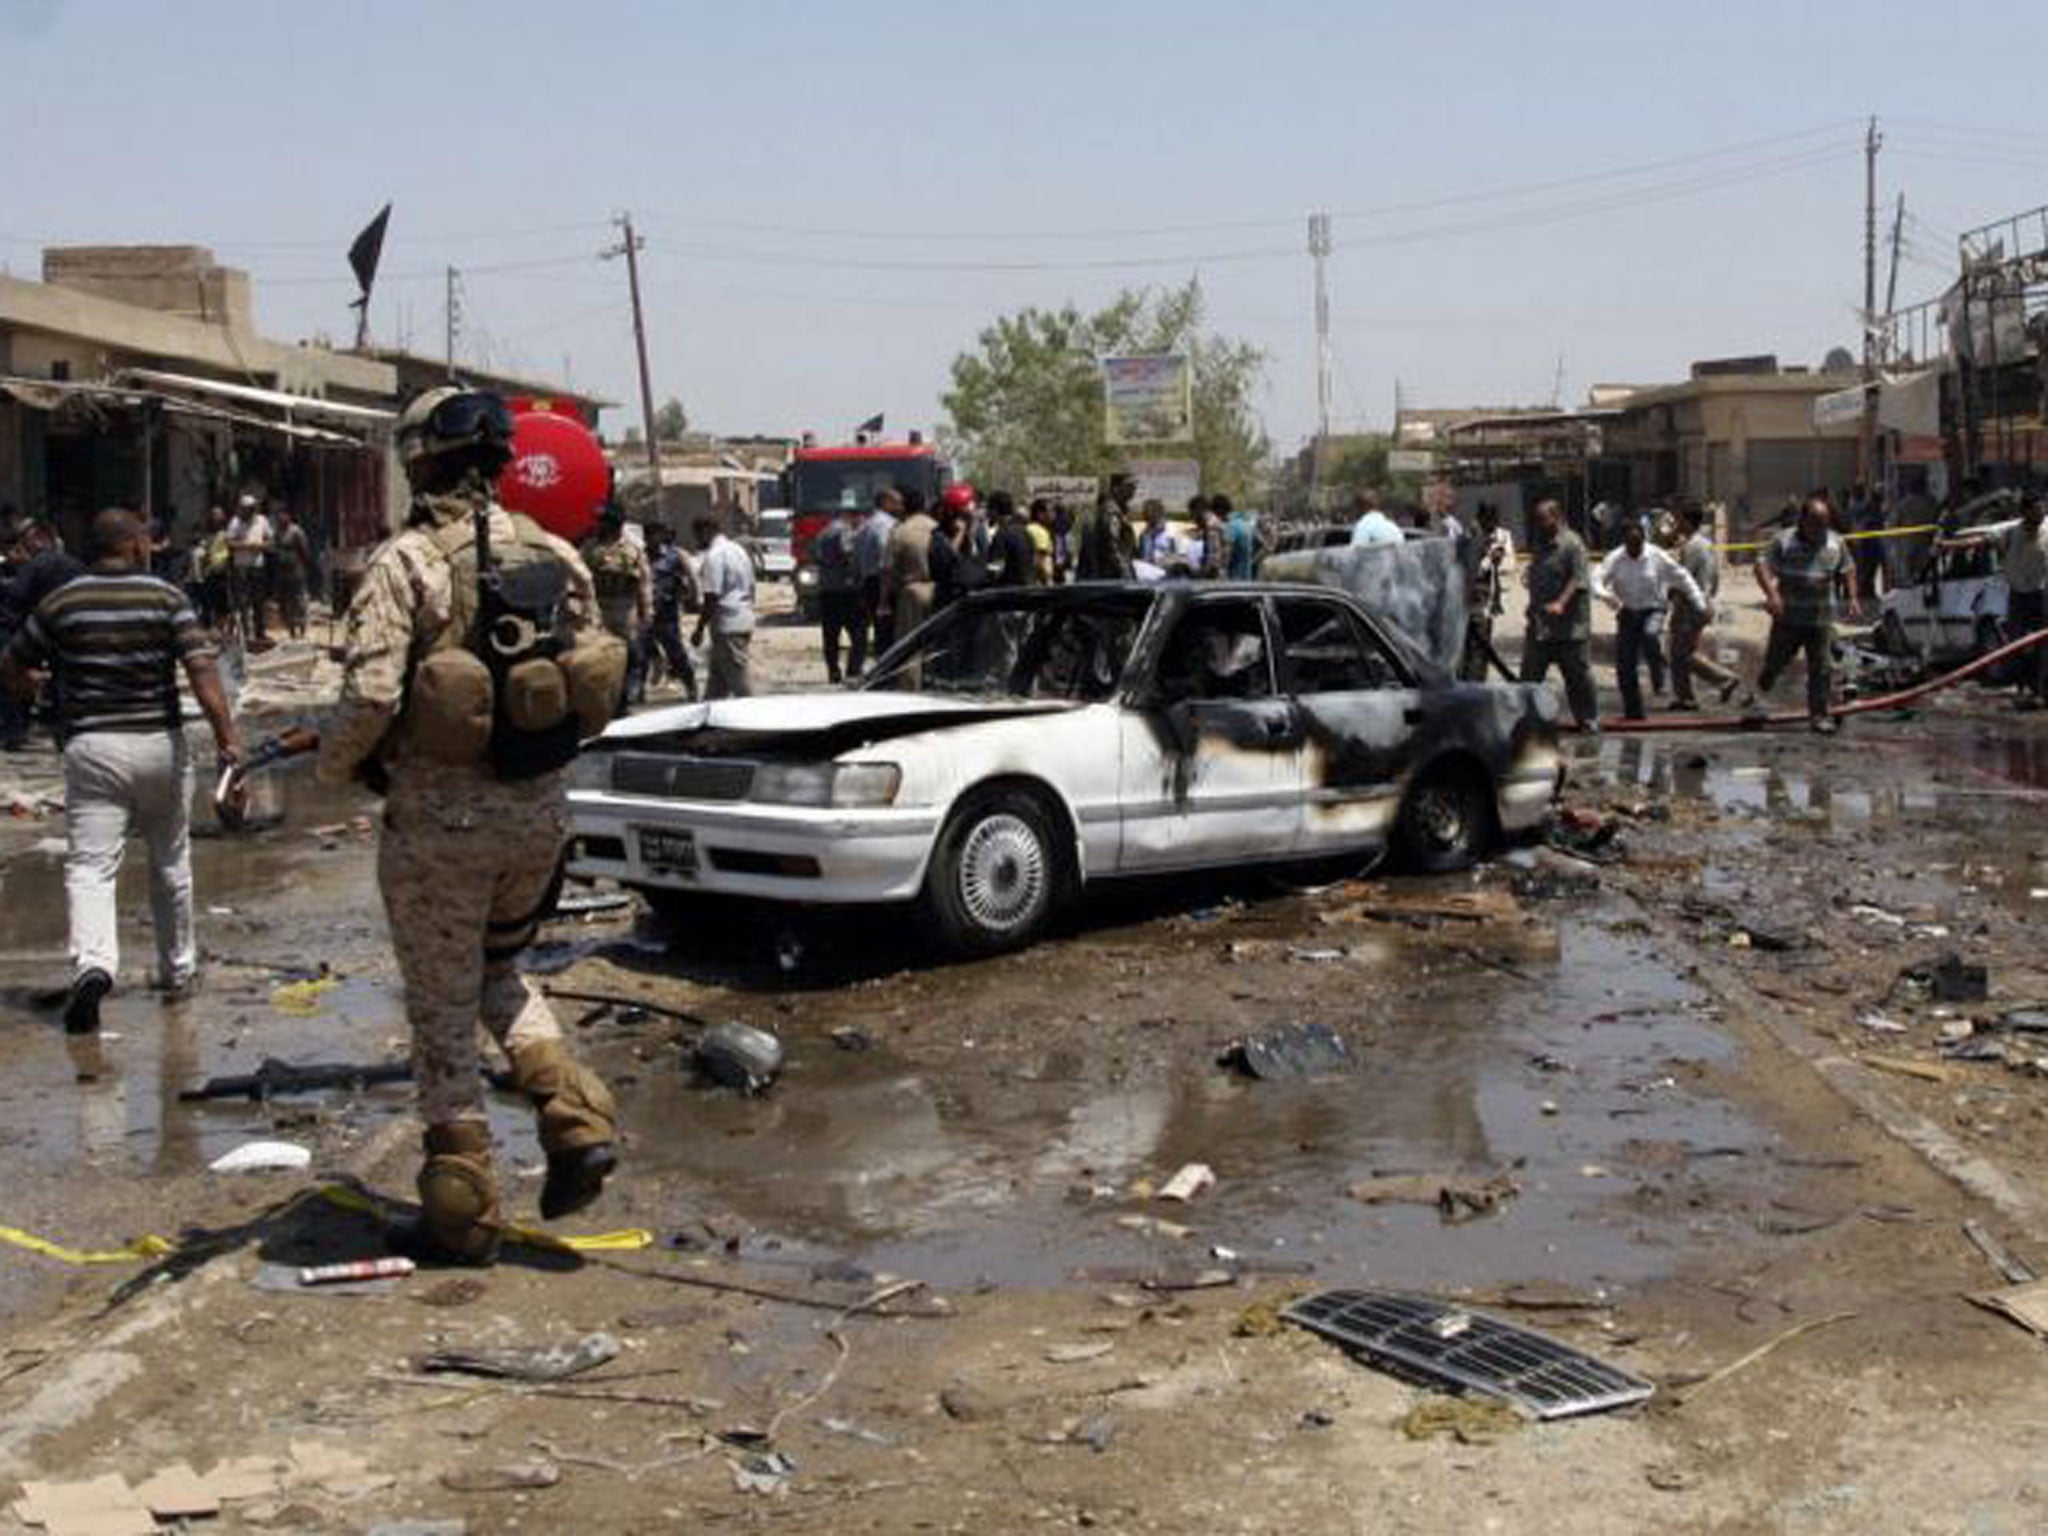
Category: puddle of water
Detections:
[{"x1": 619, "y1": 913, "x2": 1778, "y2": 1295}]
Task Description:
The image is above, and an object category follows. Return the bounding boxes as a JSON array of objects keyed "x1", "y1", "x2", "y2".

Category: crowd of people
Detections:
[{"x1": 805, "y1": 472, "x2": 1269, "y2": 682}]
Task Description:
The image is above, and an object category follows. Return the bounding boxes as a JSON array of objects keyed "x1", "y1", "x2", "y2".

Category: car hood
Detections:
[{"x1": 596, "y1": 691, "x2": 1076, "y2": 757}]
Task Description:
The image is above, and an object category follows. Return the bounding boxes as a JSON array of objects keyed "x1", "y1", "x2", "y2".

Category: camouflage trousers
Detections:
[{"x1": 376, "y1": 768, "x2": 570, "y2": 1127}]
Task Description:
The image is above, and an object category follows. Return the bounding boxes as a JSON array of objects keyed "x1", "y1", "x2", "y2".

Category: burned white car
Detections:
[{"x1": 566, "y1": 583, "x2": 1563, "y2": 954}]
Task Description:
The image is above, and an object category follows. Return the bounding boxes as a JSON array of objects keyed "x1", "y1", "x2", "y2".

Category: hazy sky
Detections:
[{"x1": 5, "y1": 0, "x2": 2046, "y2": 453}]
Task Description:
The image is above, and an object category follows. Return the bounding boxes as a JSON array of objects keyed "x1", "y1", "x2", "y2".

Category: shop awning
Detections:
[{"x1": 117, "y1": 368, "x2": 394, "y2": 425}]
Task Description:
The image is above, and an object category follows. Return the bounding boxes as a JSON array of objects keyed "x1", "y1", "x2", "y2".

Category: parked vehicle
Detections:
[
  {"x1": 1872, "y1": 488, "x2": 2023, "y2": 670},
  {"x1": 566, "y1": 582, "x2": 1563, "y2": 954},
  {"x1": 785, "y1": 433, "x2": 947, "y2": 619},
  {"x1": 750, "y1": 509, "x2": 795, "y2": 581}
]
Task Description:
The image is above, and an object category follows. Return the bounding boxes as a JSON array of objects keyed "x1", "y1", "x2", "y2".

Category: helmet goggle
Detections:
[{"x1": 398, "y1": 390, "x2": 514, "y2": 459}]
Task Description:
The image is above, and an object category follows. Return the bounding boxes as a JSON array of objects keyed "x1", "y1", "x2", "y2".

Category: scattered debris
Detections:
[
  {"x1": 251, "y1": 1261, "x2": 407, "y2": 1298},
  {"x1": 1158, "y1": 1163, "x2": 1216, "y2": 1203},
  {"x1": 1287, "y1": 946, "x2": 1347, "y2": 964},
  {"x1": 1645, "y1": 1464, "x2": 1701, "y2": 1493},
  {"x1": 440, "y1": 1461, "x2": 561, "y2": 1494},
  {"x1": 417, "y1": 1330, "x2": 621, "y2": 1382},
  {"x1": 818, "y1": 1417, "x2": 896, "y2": 1447},
  {"x1": 1545, "y1": 806, "x2": 1626, "y2": 864},
  {"x1": 692, "y1": 1021, "x2": 785, "y2": 1093},
  {"x1": 1970, "y1": 1278, "x2": 2048, "y2": 1341},
  {"x1": 181, "y1": 1058, "x2": 411, "y2": 1102},
  {"x1": 1858, "y1": 1053, "x2": 1956, "y2": 1085},
  {"x1": 1282, "y1": 1289, "x2": 1654, "y2": 1419},
  {"x1": 1044, "y1": 1340, "x2": 1116, "y2": 1365},
  {"x1": 12, "y1": 1474, "x2": 156, "y2": 1536},
  {"x1": 1987, "y1": 1006, "x2": 2048, "y2": 1035},
  {"x1": 300, "y1": 1256, "x2": 414, "y2": 1286},
  {"x1": 132, "y1": 1464, "x2": 218, "y2": 1522},
  {"x1": 829, "y1": 1025, "x2": 872, "y2": 1051},
  {"x1": 269, "y1": 975, "x2": 339, "y2": 1017},
  {"x1": 1679, "y1": 1312, "x2": 1858, "y2": 1397},
  {"x1": 1114, "y1": 1214, "x2": 1192, "y2": 1241},
  {"x1": 1219, "y1": 1022, "x2": 1352, "y2": 1080},
  {"x1": 730, "y1": 1451, "x2": 795, "y2": 1497},
  {"x1": 1963, "y1": 1221, "x2": 2038, "y2": 1286},
  {"x1": 1346, "y1": 1170, "x2": 1520, "y2": 1224},
  {"x1": 1397, "y1": 1395, "x2": 1524, "y2": 1444},
  {"x1": 1895, "y1": 953, "x2": 1989, "y2": 1005},
  {"x1": 208, "y1": 1140, "x2": 312, "y2": 1174}
]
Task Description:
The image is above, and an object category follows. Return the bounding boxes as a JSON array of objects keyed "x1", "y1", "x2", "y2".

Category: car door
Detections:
[
  {"x1": 1116, "y1": 594, "x2": 1305, "y2": 871},
  {"x1": 1272, "y1": 595, "x2": 1420, "y2": 855}
]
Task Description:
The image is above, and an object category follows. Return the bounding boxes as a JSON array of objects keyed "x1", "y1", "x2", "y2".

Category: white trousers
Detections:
[{"x1": 61, "y1": 730, "x2": 195, "y2": 987}]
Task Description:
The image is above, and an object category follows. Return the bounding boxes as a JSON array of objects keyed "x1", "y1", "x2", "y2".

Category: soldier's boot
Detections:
[
  {"x1": 507, "y1": 1038, "x2": 619, "y2": 1220},
  {"x1": 393, "y1": 1122, "x2": 502, "y2": 1266}
]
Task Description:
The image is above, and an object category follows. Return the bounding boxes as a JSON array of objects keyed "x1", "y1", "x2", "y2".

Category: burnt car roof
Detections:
[{"x1": 939, "y1": 580, "x2": 1450, "y2": 685}]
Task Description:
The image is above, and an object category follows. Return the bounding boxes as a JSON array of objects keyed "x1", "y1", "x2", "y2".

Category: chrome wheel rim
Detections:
[{"x1": 957, "y1": 813, "x2": 1047, "y2": 933}]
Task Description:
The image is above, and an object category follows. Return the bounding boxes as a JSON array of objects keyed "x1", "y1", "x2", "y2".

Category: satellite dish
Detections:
[{"x1": 1822, "y1": 346, "x2": 1856, "y2": 372}]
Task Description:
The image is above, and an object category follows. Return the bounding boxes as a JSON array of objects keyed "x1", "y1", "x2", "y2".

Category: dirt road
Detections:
[{"x1": 3, "y1": 583, "x2": 2048, "y2": 1532}]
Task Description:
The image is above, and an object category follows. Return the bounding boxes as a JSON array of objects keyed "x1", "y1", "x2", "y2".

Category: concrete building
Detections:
[
  {"x1": 1439, "y1": 358, "x2": 1863, "y2": 537},
  {"x1": 0, "y1": 245, "x2": 397, "y2": 555},
  {"x1": 357, "y1": 347, "x2": 614, "y2": 430}
]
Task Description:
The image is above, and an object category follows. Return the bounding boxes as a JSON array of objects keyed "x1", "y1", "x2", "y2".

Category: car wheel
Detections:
[
  {"x1": 922, "y1": 788, "x2": 1062, "y2": 954},
  {"x1": 1393, "y1": 764, "x2": 1491, "y2": 874}
]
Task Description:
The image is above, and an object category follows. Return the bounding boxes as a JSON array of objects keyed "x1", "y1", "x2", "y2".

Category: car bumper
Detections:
[
  {"x1": 1497, "y1": 752, "x2": 1563, "y2": 834},
  {"x1": 566, "y1": 791, "x2": 941, "y2": 903}
]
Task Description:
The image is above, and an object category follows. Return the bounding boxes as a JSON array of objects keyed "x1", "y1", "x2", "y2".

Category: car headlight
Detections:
[
  {"x1": 751, "y1": 761, "x2": 901, "y2": 808},
  {"x1": 568, "y1": 752, "x2": 611, "y2": 791}
]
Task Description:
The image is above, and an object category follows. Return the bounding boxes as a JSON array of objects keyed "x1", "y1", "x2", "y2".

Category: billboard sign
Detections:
[{"x1": 1102, "y1": 354, "x2": 1194, "y2": 445}]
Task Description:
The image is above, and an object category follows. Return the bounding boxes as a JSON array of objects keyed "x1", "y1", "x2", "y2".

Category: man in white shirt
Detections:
[
  {"x1": 1593, "y1": 516, "x2": 1704, "y2": 720},
  {"x1": 1348, "y1": 490, "x2": 1402, "y2": 549},
  {"x1": 1941, "y1": 489, "x2": 2048, "y2": 709},
  {"x1": 225, "y1": 492, "x2": 273, "y2": 641},
  {"x1": 691, "y1": 515, "x2": 757, "y2": 699}
]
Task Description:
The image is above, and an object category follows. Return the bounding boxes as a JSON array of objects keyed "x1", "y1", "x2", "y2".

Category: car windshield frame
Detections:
[{"x1": 860, "y1": 587, "x2": 1157, "y2": 703}]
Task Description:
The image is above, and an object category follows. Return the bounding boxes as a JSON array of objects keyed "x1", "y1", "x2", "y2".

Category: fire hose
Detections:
[{"x1": 1597, "y1": 625, "x2": 2048, "y2": 734}]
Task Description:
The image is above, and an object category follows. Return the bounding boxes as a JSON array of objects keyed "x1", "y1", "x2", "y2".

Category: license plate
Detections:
[{"x1": 636, "y1": 826, "x2": 699, "y2": 878}]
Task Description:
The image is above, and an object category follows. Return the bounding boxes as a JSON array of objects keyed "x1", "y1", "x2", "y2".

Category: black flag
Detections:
[
  {"x1": 347, "y1": 203, "x2": 391, "y2": 297},
  {"x1": 856, "y1": 412, "x2": 884, "y2": 436}
]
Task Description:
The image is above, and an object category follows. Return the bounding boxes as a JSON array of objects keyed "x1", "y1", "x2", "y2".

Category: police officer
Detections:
[
  {"x1": 319, "y1": 387, "x2": 623, "y2": 1265},
  {"x1": 581, "y1": 502, "x2": 652, "y2": 705}
]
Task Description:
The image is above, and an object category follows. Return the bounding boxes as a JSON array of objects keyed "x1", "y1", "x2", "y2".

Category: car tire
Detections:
[
  {"x1": 921, "y1": 787, "x2": 1063, "y2": 955},
  {"x1": 1393, "y1": 763, "x2": 1492, "y2": 874}
]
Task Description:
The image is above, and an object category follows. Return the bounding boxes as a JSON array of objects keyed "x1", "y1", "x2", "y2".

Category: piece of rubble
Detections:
[
  {"x1": 417, "y1": 1330, "x2": 620, "y2": 1382},
  {"x1": 12, "y1": 1474, "x2": 156, "y2": 1536},
  {"x1": 1158, "y1": 1163, "x2": 1216, "y2": 1203},
  {"x1": 133, "y1": 1463, "x2": 219, "y2": 1520}
]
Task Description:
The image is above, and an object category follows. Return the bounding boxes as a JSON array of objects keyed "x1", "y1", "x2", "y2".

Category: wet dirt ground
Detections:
[{"x1": 5, "y1": 601, "x2": 2048, "y2": 1531}]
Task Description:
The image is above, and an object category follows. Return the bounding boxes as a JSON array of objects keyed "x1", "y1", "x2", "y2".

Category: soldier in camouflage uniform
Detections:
[
  {"x1": 581, "y1": 504, "x2": 652, "y2": 705},
  {"x1": 318, "y1": 387, "x2": 620, "y2": 1265}
]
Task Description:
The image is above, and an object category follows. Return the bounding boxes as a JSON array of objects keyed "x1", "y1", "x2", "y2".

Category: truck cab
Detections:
[{"x1": 787, "y1": 434, "x2": 947, "y2": 618}]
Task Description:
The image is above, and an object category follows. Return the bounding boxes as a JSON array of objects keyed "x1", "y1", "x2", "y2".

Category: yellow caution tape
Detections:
[
  {"x1": 0, "y1": 1223, "x2": 177, "y2": 1266},
  {"x1": 0, "y1": 1189, "x2": 649, "y2": 1269},
  {"x1": 317, "y1": 1183, "x2": 652, "y2": 1254},
  {"x1": 1714, "y1": 522, "x2": 1940, "y2": 555},
  {"x1": 270, "y1": 976, "x2": 340, "y2": 1016}
]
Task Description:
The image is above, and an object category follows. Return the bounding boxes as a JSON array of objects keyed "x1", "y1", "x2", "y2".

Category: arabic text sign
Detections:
[
  {"x1": 1102, "y1": 354, "x2": 1193, "y2": 445},
  {"x1": 1811, "y1": 384, "x2": 1869, "y2": 429}
]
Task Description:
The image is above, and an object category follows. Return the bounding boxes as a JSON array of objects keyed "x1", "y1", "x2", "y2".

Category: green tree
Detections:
[
  {"x1": 653, "y1": 396, "x2": 689, "y2": 441},
  {"x1": 941, "y1": 280, "x2": 1268, "y2": 499}
]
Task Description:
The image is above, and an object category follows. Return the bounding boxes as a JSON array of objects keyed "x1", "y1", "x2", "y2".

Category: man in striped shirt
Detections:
[{"x1": 0, "y1": 508, "x2": 242, "y2": 1032}]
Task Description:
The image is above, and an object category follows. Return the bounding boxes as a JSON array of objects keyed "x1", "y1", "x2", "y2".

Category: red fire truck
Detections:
[{"x1": 787, "y1": 432, "x2": 947, "y2": 618}]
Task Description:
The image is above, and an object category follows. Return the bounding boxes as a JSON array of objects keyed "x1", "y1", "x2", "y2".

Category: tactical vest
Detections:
[{"x1": 401, "y1": 505, "x2": 627, "y2": 779}]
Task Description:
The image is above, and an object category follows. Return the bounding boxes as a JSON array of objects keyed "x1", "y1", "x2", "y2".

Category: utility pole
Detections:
[
  {"x1": 603, "y1": 212, "x2": 664, "y2": 498},
  {"x1": 1858, "y1": 116, "x2": 1882, "y2": 484},
  {"x1": 1883, "y1": 193, "x2": 1906, "y2": 344},
  {"x1": 443, "y1": 266, "x2": 461, "y2": 379},
  {"x1": 1308, "y1": 212, "x2": 1333, "y2": 506}
]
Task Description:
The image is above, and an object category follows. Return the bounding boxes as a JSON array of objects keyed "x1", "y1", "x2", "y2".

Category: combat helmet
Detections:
[{"x1": 395, "y1": 386, "x2": 514, "y2": 468}]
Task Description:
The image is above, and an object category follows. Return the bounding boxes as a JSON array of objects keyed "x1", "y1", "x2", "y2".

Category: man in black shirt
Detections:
[{"x1": 984, "y1": 490, "x2": 1038, "y2": 588}]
